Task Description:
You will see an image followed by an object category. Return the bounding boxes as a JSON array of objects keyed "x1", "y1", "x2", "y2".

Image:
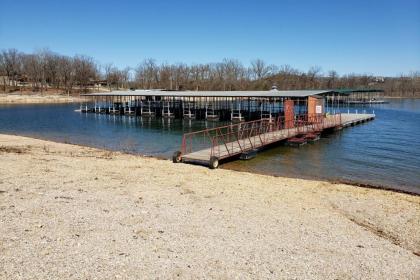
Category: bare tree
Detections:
[
  {"x1": 307, "y1": 66, "x2": 322, "y2": 89},
  {"x1": 22, "y1": 54, "x2": 42, "y2": 91},
  {"x1": 327, "y1": 70, "x2": 338, "y2": 88},
  {"x1": 1, "y1": 49, "x2": 21, "y2": 87},
  {"x1": 0, "y1": 52, "x2": 6, "y2": 92},
  {"x1": 104, "y1": 63, "x2": 116, "y2": 91},
  {"x1": 73, "y1": 55, "x2": 98, "y2": 93},
  {"x1": 57, "y1": 55, "x2": 75, "y2": 95},
  {"x1": 251, "y1": 59, "x2": 271, "y2": 80},
  {"x1": 120, "y1": 67, "x2": 131, "y2": 89}
]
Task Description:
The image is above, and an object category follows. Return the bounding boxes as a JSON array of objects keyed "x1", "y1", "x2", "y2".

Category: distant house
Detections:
[
  {"x1": 374, "y1": 76, "x2": 385, "y2": 83},
  {"x1": 87, "y1": 79, "x2": 108, "y2": 87}
]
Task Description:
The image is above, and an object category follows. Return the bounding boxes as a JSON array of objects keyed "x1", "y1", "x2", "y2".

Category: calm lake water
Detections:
[{"x1": 1, "y1": 99, "x2": 419, "y2": 194}]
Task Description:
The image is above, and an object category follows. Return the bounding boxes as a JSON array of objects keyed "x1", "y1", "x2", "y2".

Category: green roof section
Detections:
[{"x1": 332, "y1": 88, "x2": 384, "y2": 95}]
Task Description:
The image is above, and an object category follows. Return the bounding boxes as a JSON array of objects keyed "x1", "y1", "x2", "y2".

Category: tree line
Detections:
[{"x1": 1, "y1": 48, "x2": 419, "y2": 97}]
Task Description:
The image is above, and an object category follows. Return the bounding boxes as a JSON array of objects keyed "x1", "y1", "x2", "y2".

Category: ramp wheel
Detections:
[
  {"x1": 173, "y1": 151, "x2": 182, "y2": 163},
  {"x1": 209, "y1": 156, "x2": 219, "y2": 169}
]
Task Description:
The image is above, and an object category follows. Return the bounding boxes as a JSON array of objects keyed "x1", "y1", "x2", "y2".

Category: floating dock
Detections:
[{"x1": 341, "y1": 113, "x2": 375, "y2": 127}]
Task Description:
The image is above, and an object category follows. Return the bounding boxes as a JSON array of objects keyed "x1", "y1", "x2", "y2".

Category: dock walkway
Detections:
[
  {"x1": 178, "y1": 113, "x2": 375, "y2": 167},
  {"x1": 341, "y1": 113, "x2": 375, "y2": 127}
]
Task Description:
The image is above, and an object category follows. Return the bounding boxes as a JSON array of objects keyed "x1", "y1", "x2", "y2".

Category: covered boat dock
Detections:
[
  {"x1": 80, "y1": 89, "x2": 376, "y2": 168},
  {"x1": 81, "y1": 89, "x2": 347, "y2": 122}
]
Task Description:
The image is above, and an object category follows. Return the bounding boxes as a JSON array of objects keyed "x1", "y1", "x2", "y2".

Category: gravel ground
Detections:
[{"x1": 0, "y1": 134, "x2": 419, "y2": 279}]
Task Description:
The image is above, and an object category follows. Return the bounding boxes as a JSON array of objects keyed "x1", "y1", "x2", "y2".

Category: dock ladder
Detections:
[
  {"x1": 162, "y1": 102, "x2": 175, "y2": 118},
  {"x1": 231, "y1": 101, "x2": 243, "y2": 122},
  {"x1": 205, "y1": 103, "x2": 219, "y2": 121},
  {"x1": 183, "y1": 102, "x2": 195, "y2": 119},
  {"x1": 141, "y1": 101, "x2": 155, "y2": 117}
]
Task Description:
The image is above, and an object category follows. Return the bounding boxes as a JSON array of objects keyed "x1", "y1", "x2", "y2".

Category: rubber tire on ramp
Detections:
[
  {"x1": 209, "y1": 156, "x2": 219, "y2": 169},
  {"x1": 173, "y1": 151, "x2": 182, "y2": 163}
]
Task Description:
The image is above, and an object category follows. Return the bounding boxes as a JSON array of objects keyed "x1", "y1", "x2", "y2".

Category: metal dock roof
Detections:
[{"x1": 81, "y1": 90, "x2": 335, "y2": 98}]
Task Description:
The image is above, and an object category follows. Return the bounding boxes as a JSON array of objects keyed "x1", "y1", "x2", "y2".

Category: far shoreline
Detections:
[
  {"x1": 384, "y1": 96, "x2": 420, "y2": 99},
  {"x1": 0, "y1": 92, "x2": 84, "y2": 104},
  {"x1": 0, "y1": 92, "x2": 419, "y2": 105}
]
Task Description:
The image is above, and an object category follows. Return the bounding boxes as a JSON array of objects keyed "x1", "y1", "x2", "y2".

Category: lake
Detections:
[{"x1": 1, "y1": 98, "x2": 419, "y2": 194}]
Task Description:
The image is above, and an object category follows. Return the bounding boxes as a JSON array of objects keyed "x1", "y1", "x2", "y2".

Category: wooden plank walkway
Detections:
[{"x1": 181, "y1": 113, "x2": 375, "y2": 165}]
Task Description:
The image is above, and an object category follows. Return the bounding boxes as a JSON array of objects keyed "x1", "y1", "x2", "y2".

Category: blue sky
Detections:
[{"x1": 0, "y1": 0, "x2": 419, "y2": 76}]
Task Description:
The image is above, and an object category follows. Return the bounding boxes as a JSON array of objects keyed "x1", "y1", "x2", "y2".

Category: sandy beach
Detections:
[
  {"x1": 0, "y1": 134, "x2": 419, "y2": 279},
  {"x1": 0, "y1": 93, "x2": 84, "y2": 104}
]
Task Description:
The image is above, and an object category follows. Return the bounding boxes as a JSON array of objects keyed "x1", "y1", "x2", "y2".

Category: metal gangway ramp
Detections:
[{"x1": 173, "y1": 114, "x2": 346, "y2": 168}]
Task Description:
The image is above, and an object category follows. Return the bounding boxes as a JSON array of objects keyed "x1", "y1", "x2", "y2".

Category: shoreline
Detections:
[
  {"x1": 0, "y1": 92, "x2": 419, "y2": 105},
  {"x1": 3, "y1": 131, "x2": 419, "y2": 196},
  {"x1": 0, "y1": 133, "x2": 419, "y2": 278}
]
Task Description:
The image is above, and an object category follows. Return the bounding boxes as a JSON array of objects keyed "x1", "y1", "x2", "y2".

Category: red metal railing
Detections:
[{"x1": 181, "y1": 113, "x2": 341, "y2": 160}]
